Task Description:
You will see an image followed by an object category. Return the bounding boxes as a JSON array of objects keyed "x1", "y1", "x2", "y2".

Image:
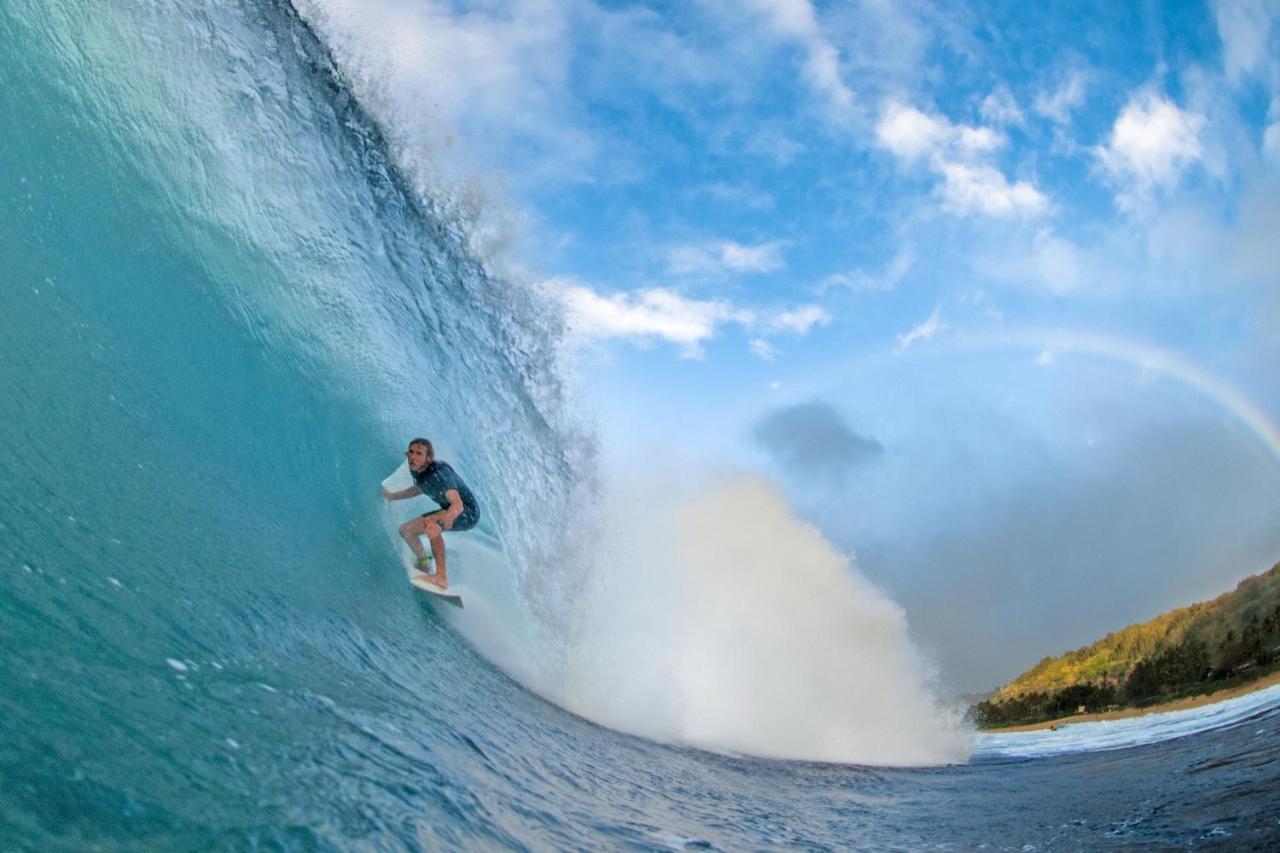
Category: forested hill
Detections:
[{"x1": 972, "y1": 562, "x2": 1280, "y2": 728}]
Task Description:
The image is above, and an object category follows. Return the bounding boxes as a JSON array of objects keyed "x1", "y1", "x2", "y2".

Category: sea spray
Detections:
[
  {"x1": 561, "y1": 469, "x2": 973, "y2": 766},
  {"x1": 288, "y1": 0, "x2": 557, "y2": 275}
]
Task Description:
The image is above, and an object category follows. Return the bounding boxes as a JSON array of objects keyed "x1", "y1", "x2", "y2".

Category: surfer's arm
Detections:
[
  {"x1": 441, "y1": 489, "x2": 464, "y2": 524},
  {"x1": 381, "y1": 485, "x2": 422, "y2": 501}
]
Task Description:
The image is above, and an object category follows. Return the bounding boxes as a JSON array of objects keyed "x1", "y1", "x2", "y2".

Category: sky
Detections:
[{"x1": 298, "y1": 0, "x2": 1280, "y2": 690}]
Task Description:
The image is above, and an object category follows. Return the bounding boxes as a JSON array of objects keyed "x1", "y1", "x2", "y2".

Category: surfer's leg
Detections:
[
  {"x1": 421, "y1": 514, "x2": 448, "y2": 588},
  {"x1": 426, "y1": 531, "x2": 447, "y2": 586},
  {"x1": 398, "y1": 517, "x2": 429, "y2": 562}
]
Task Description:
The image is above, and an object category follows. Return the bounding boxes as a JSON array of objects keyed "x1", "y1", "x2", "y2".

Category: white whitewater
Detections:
[{"x1": 975, "y1": 683, "x2": 1280, "y2": 759}]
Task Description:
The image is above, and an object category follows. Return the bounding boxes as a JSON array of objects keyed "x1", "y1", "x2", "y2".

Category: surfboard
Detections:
[{"x1": 408, "y1": 569, "x2": 463, "y2": 607}]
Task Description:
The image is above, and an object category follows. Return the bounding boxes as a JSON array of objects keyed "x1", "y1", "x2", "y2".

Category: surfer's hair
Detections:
[{"x1": 409, "y1": 438, "x2": 433, "y2": 456}]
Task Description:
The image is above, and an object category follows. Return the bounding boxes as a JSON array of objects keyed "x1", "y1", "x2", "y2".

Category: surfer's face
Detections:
[{"x1": 405, "y1": 444, "x2": 432, "y2": 471}]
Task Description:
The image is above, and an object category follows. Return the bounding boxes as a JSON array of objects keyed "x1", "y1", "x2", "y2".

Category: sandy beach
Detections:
[{"x1": 981, "y1": 670, "x2": 1280, "y2": 733}]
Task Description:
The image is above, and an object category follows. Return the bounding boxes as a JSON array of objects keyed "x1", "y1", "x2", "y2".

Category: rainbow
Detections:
[{"x1": 986, "y1": 328, "x2": 1280, "y2": 467}]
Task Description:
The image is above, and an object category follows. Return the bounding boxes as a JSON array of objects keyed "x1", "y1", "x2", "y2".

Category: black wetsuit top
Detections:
[{"x1": 411, "y1": 461, "x2": 480, "y2": 531}]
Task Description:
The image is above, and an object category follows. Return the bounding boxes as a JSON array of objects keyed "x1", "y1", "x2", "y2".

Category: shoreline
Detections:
[{"x1": 979, "y1": 670, "x2": 1280, "y2": 733}]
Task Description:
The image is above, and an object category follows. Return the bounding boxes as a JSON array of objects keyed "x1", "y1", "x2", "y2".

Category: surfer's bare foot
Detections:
[{"x1": 412, "y1": 569, "x2": 447, "y2": 590}]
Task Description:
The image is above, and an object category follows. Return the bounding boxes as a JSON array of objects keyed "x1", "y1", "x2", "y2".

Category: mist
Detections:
[{"x1": 558, "y1": 469, "x2": 971, "y2": 766}]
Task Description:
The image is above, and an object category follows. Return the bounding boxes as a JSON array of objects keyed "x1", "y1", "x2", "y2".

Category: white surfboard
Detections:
[{"x1": 408, "y1": 568, "x2": 463, "y2": 607}]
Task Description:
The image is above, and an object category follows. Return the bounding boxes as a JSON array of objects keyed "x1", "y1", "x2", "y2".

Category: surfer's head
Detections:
[{"x1": 406, "y1": 438, "x2": 434, "y2": 471}]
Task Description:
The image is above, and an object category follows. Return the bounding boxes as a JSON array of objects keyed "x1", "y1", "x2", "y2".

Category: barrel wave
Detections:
[{"x1": 5, "y1": 1, "x2": 1280, "y2": 849}]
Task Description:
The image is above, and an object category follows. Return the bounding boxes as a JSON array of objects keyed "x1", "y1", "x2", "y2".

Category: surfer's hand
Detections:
[{"x1": 381, "y1": 486, "x2": 392, "y2": 500}]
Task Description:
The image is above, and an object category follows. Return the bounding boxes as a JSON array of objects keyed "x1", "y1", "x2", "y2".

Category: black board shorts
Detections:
[{"x1": 423, "y1": 506, "x2": 479, "y2": 532}]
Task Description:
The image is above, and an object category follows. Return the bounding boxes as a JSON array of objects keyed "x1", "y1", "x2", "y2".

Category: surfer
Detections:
[{"x1": 381, "y1": 438, "x2": 480, "y2": 590}]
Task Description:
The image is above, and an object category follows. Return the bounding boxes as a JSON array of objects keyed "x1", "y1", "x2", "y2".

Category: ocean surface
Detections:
[{"x1": 4, "y1": 1, "x2": 1280, "y2": 848}]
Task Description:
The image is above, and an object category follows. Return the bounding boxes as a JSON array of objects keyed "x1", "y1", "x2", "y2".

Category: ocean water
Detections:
[{"x1": 4, "y1": 1, "x2": 1280, "y2": 849}]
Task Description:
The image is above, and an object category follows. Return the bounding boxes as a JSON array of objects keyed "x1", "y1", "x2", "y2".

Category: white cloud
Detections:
[
  {"x1": 558, "y1": 283, "x2": 744, "y2": 358},
  {"x1": 750, "y1": 338, "x2": 780, "y2": 360},
  {"x1": 764, "y1": 304, "x2": 831, "y2": 335},
  {"x1": 1033, "y1": 70, "x2": 1088, "y2": 124},
  {"x1": 1031, "y1": 230, "x2": 1085, "y2": 296},
  {"x1": 1144, "y1": 203, "x2": 1229, "y2": 273},
  {"x1": 824, "y1": 0, "x2": 936, "y2": 91},
  {"x1": 876, "y1": 103, "x2": 1002, "y2": 163},
  {"x1": 876, "y1": 103, "x2": 1046, "y2": 219},
  {"x1": 1095, "y1": 93, "x2": 1205, "y2": 208},
  {"x1": 668, "y1": 239, "x2": 787, "y2": 276},
  {"x1": 722, "y1": 241, "x2": 787, "y2": 273},
  {"x1": 972, "y1": 228, "x2": 1093, "y2": 296},
  {"x1": 1212, "y1": 0, "x2": 1280, "y2": 85},
  {"x1": 743, "y1": 124, "x2": 808, "y2": 167},
  {"x1": 939, "y1": 163, "x2": 1049, "y2": 218},
  {"x1": 824, "y1": 248, "x2": 914, "y2": 292},
  {"x1": 552, "y1": 280, "x2": 828, "y2": 358},
  {"x1": 744, "y1": 0, "x2": 856, "y2": 121},
  {"x1": 876, "y1": 103, "x2": 950, "y2": 161},
  {"x1": 980, "y1": 86, "x2": 1025, "y2": 127},
  {"x1": 1265, "y1": 118, "x2": 1280, "y2": 167},
  {"x1": 894, "y1": 306, "x2": 945, "y2": 354}
]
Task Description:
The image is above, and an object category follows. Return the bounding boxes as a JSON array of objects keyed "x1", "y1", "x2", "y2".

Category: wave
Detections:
[
  {"x1": 281, "y1": 0, "x2": 972, "y2": 766},
  {"x1": 2, "y1": 0, "x2": 968, "y2": 767}
]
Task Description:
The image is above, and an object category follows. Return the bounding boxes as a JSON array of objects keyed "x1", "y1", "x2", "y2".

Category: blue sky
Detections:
[{"x1": 299, "y1": 0, "x2": 1280, "y2": 689}]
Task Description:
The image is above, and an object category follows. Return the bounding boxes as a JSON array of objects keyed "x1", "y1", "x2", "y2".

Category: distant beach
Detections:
[{"x1": 983, "y1": 670, "x2": 1280, "y2": 733}]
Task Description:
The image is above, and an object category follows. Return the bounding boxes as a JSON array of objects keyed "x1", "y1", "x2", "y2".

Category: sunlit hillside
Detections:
[{"x1": 974, "y1": 562, "x2": 1280, "y2": 727}]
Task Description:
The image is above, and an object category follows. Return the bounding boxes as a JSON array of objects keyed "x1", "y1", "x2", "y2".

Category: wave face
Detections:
[{"x1": 4, "y1": 1, "x2": 1280, "y2": 848}]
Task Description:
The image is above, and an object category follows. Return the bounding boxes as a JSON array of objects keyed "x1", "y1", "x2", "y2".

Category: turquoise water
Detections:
[{"x1": 4, "y1": 1, "x2": 1280, "y2": 848}]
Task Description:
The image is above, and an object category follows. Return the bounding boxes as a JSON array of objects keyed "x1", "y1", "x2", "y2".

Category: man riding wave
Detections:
[{"x1": 381, "y1": 438, "x2": 479, "y2": 590}]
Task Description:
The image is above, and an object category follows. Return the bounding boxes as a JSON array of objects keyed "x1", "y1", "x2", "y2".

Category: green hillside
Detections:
[{"x1": 972, "y1": 562, "x2": 1280, "y2": 728}]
